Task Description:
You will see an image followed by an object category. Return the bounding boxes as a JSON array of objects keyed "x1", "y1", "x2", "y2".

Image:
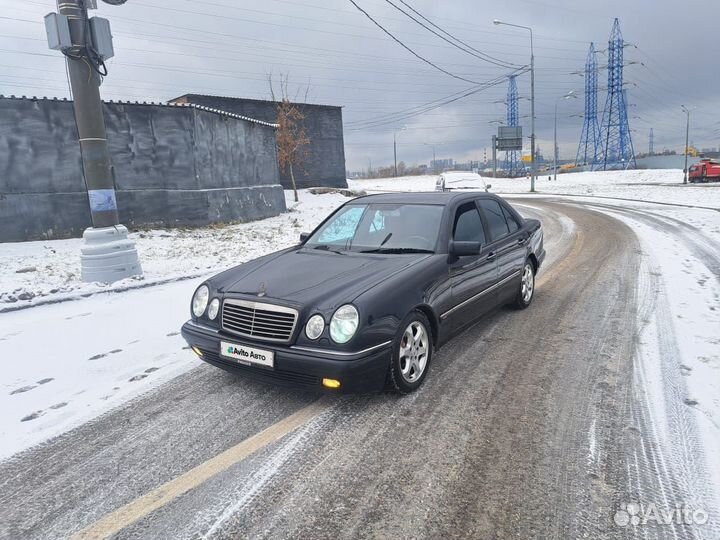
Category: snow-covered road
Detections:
[
  {"x1": 3, "y1": 198, "x2": 650, "y2": 539},
  {"x1": 576, "y1": 199, "x2": 720, "y2": 518}
]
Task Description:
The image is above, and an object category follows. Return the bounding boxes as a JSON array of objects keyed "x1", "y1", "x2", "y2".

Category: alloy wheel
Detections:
[
  {"x1": 399, "y1": 321, "x2": 429, "y2": 383},
  {"x1": 521, "y1": 263, "x2": 534, "y2": 303}
]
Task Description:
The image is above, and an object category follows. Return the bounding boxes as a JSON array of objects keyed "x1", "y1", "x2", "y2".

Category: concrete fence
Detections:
[
  {"x1": 171, "y1": 94, "x2": 348, "y2": 190},
  {"x1": 0, "y1": 96, "x2": 286, "y2": 242}
]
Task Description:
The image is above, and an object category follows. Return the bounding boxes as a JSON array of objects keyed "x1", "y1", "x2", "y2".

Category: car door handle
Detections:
[
  {"x1": 517, "y1": 237, "x2": 526, "y2": 245},
  {"x1": 486, "y1": 251, "x2": 496, "y2": 260}
]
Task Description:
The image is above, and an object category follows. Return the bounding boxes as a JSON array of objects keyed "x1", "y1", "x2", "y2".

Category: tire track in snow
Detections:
[
  {"x1": 195, "y1": 403, "x2": 338, "y2": 539},
  {"x1": 578, "y1": 201, "x2": 720, "y2": 282},
  {"x1": 585, "y1": 203, "x2": 720, "y2": 538}
]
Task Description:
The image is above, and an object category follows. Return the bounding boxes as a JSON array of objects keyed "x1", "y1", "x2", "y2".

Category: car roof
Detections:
[{"x1": 350, "y1": 191, "x2": 498, "y2": 205}]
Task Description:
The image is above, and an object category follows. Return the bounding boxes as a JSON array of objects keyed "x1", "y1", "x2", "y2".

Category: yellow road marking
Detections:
[{"x1": 71, "y1": 400, "x2": 327, "y2": 540}]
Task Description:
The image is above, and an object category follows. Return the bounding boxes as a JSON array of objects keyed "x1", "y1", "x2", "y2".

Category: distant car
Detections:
[
  {"x1": 435, "y1": 171, "x2": 491, "y2": 192},
  {"x1": 181, "y1": 192, "x2": 545, "y2": 394}
]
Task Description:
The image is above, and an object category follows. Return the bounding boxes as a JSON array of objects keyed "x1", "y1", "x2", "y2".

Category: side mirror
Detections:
[
  {"x1": 484, "y1": 184, "x2": 492, "y2": 192},
  {"x1": 449, "y1": 240, "x2": 481, "y2": 257},
  {"x1": 299, "y1": 232, "x2": 310, "y2": 243}
]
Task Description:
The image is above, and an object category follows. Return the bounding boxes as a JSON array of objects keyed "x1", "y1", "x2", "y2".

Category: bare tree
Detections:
[{"x1": 269, "y1": 74, "x2": 310, "y2": 203}]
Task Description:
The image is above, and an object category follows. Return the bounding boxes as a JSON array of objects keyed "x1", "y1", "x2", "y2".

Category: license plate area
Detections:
[{"x1": 220, "y1": 341, "x2": 274, "y2": 369}]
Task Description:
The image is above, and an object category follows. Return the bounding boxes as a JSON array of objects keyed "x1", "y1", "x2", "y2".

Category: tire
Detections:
[
  {"x1": 513, "y1": 260, "x2": 536, "y2": 309},
  {"x1": 388, "y1": 310, "x2": 433, "y2": 394}
]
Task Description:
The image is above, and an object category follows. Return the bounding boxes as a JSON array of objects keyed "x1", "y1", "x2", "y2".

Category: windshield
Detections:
[{"x1": 305, "y1": 203, "x2": 443, "y2": 253}]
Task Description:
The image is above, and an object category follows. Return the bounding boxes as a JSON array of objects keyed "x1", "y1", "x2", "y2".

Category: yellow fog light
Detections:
[
  {"x1": 322, "y1": 378, "x2": 341, "y2": 389},
  {"x1": 191, "y1": 346, "x2": 203, "y2": 357}
]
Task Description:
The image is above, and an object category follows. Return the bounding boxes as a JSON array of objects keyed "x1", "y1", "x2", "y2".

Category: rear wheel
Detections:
[
  {"x1": 388, "y1": 311, "x2": 433, "y2": 394},
  {"x1": 513, "y1": 260, "x2": 535, "y2": 309}
]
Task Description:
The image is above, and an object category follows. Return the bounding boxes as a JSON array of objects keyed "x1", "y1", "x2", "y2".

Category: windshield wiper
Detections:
[
  {"x1": 359, "y1": 247, "x2": 434, "y2": 254},
  {"x1": 311, "y1": 244, "x2": 346, "y2": 254}
]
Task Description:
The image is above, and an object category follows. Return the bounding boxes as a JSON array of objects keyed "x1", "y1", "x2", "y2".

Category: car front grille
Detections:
[{"x1": 221, "y1": 299, "x2": 298, "y2": 343}]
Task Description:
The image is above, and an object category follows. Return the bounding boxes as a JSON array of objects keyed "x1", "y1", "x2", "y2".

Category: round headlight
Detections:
[
  {"x1": 192, "y1": 285, "x2": 209, "y2": 317},
  {"x1": 305, "y1": 314, "x2": 325, "y2": 340},
  {"x1": 207, "y1": 298, "x2": 220, "y2": 320},
  {"x1": 330, "y1": 304, "x2": 359, "y2": 344}
]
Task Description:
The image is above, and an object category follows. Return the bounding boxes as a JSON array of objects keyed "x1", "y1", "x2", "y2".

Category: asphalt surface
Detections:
[{"x1": 0, "y1": 199, "x2": 711, "y2": 539}]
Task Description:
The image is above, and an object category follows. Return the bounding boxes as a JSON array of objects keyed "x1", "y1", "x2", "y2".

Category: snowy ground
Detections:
[
  {"x1": 0, "y1": 191, "x2": 348, "y2": 311},
  {"x1": 0, "y1": 280, "x2": 199, "y2": 460},
  {"x1": 351, "y1": 169, "x2": 720, "y2": 209},
  {"x1": 1, "y1": 169, "x2": 719, "y2": 473}
]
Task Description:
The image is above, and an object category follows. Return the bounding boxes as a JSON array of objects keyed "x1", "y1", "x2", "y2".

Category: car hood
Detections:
[{"x1": 217, "y1": 247, "x2": 431, "y2": 308}]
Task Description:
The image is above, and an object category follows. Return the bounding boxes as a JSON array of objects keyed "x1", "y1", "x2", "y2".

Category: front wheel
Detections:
[
  {"x1": 388, "y1": 311, "x2": 433, "y2": 394},
  {"x1": 513, "y1": 260, "x2": 535, "y2": 309}
]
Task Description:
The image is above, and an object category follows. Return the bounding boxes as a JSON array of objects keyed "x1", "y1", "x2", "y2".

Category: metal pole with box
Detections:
[{"x1": 45, "y1": 0, "x2": 142, "y2": 283}]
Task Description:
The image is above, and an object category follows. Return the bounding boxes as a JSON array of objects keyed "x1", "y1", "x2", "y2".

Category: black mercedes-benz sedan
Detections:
[{"x1": 181, "y1": 192, "x2": 545, "y2": 394}]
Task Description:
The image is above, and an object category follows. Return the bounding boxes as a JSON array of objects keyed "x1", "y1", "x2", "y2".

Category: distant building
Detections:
[
  {"x1": 430, "y1": 158, "x2": 454, "y2": 171},
  {"x1": 170, "y1": 94, "x2": 347, "y2": 189}
]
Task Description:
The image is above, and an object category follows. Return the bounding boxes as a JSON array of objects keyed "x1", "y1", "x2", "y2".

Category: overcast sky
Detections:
[{"x1": 2, "y1": 0, "x2": 719, "y2": 170}]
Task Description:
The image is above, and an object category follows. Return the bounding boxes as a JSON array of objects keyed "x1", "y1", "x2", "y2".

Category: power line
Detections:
[
  {"x1": 346, "y1": 0, "x2": 494, "y2": 85},
  {"x1": 346, "y1": 72, "x2": 526, "y2": 130},
  {"x1": 382, "y1": 0, "x2": 522, "y2": 70},
  {"x1": 5, "y1": 7, "x2": 589, "y2": 67}
]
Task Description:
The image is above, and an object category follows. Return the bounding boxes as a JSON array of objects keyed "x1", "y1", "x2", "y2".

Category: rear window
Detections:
[
  {"x1": 501, "y1": 204, "x2": 521, "y2": 233},
  {"x1": 478, "y1": 199, "x2": 510, "y2": 241}
]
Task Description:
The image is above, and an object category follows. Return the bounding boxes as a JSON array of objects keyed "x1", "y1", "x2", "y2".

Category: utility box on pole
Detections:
[
  {"x1": 44, "y1": 13, "x2": 72, "y2": 52},
  {"x1": 88, "y1": 17, "x2": 115, "y2": 61}
]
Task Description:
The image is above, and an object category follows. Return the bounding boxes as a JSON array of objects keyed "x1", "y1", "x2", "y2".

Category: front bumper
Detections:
[{"x1": 181, "y1": 320, "x2": 392, "y2": 393}]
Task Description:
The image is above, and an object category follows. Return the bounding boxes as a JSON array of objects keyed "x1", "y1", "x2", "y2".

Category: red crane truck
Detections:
[{"x1": 688, "y1": 159, "x2": 720, "y2": 183}]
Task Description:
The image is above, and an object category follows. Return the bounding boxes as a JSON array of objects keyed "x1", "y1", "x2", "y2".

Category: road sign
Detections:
[{"x1": 496, "y1": 126, "x2": 522, "y2": 151}]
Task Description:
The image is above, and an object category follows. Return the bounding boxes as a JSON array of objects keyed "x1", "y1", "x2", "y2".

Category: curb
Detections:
[{"x1": 0, "y1": 273, "x2": 205, "y2": 315}]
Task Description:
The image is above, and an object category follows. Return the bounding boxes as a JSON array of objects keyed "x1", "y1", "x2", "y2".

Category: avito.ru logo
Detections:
[{"x1": 614, "y1": 502, "x2": 708, "y2": 527}]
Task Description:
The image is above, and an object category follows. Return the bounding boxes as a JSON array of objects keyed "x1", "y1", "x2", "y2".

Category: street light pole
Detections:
[
  {"x1": 681, "y1": 105, "x2": 691, "y2": 184},
  {"x1": 530, "y1": 34, "x2": 535, "y2": 191},
  {"x1": 554, "y1": 91, "x2": 576, "y2": 181},
  {"x1": 424, "y1": 143, "x2": 437, "y2": 173},
  {"x1": 393, "y1": 132, "x2": 398, "y2": 177},
  {"x1": 492, "y1": 135, "x2": 497, "y2": 178},
  {"x1": 393, "y1": 126, "x2": 406, "y2": 177},
  {"x1": 553, "y1": 102, "x2": 558, "y2": 181},
  {"x1": 493, "y1": 19, "x2": 535, "y2": 191}
]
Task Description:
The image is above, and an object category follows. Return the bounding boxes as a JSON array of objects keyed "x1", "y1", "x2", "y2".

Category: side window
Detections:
[
  {"x1": 453, "y1": 202, "x2": 486, "y2": 244},
  {"x1": 501, "y1": 204, "x2": 520, "y2": 233},
  {"x1": 478, "y1": 199, "x2": 510, "y2": 241}
]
